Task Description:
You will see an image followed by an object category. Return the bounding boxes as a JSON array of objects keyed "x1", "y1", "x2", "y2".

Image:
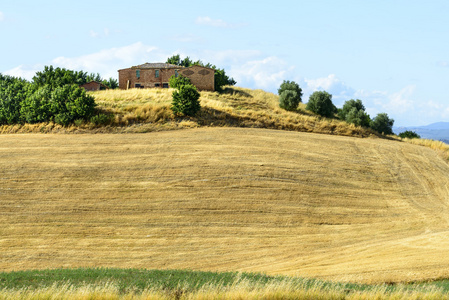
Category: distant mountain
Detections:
[{"x1": 394, "y1": 122, "x2": 449, "y2": 143}]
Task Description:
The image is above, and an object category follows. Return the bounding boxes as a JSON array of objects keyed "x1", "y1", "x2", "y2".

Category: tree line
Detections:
[
  {"x1": 277, "y1": 80, "x2": 406, "y2": 136},
  {"x1": 0, "y1": 66, "x2": 117, "y2": 125}
]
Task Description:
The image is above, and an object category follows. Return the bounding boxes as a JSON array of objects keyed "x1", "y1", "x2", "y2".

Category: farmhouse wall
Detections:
[
  {"x1": 179, "y1": 65, "x2": 215, "y2": 91},
  {"x1": 118, "y1": 68, "x2": 178, "y2": 90},
  {"x1": 118, "y1": 63, "x2": 215, "y2": 91}
]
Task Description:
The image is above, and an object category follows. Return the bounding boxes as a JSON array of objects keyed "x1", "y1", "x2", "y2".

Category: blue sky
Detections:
[{"x1": 1, "y1": 0, "x2": 448, "y2": 126}]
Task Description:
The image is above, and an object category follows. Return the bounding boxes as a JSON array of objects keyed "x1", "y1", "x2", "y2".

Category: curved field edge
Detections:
[
  {"x1": 1, "y1": 268, "x2": 449, "y2": 300},
  {"x1": 0, "y1": 87, "x2": 379, "y2": 139}
]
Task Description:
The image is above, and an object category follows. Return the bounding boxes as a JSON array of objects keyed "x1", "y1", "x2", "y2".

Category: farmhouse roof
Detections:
[{"x1": 132, "y1": 63, "x2": 180, "y2": 69}]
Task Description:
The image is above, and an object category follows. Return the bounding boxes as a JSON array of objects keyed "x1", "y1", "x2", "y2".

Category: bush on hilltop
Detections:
[
  {"x1": 171, "y1": 84, "x2": 201, "y2": 116},
  {"x1": 306, "y1": 91, "x2": 337, "y2": 118},
  {"x1": 278, "y1": 80, "x2": 302, "y2": 111},
  {"x1": 338, "y1": 99, "x2": 371, "y2": 127},
  {"x1": 399, "y1": 130, "x2": 420, "y2": 139},
  {"x1": 370, "y1": 113, "x2": 394, "y2": 135}
]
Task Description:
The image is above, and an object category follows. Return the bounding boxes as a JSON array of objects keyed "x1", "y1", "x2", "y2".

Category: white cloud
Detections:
[
  {"x1": 3, "y1": 64, "x2": 41, "y2": 80},
  {"x1": 3, "y1": 42, "x2": 167, "y2": 80},
  {"x1": 382, "y1": 85, "x2": 416, "y2": 114},
  {"x1": 90, "y1": 28, "x2": 111, "y2": 38},
  {"x1": 0, "y1": 11, "x2": 4, "y2": 21},
  {"x1": 230, "y1": 56, "x2": 295, "y2": 91},
  {"x1": 195, "y1": 16, "x2": 246, "y2": 28},
  {"x1": 51, "y1": 42, "x2": 165, "y2": 79},
  {"x1": 303, "y1": 74, "x2": 355, "y2": 105}
]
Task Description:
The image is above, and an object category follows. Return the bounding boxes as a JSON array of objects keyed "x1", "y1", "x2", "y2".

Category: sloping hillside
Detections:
[
  {"x1": 0, "y1": 87, "x2": 377, "y2": 138},
  {"x1": 1, "y1": 128, "x2": 449, "y2": 283}
]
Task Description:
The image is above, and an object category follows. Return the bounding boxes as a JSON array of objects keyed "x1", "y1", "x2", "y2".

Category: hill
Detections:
[
  {"x1": 395, "y1": 122, "x2": 449, "y2": 144},
  {"x1": 2, "y1": 127, "x2": 449, "y2": 283},
  {"x1": 0, "y1": 87, "x2": 377, "y2": 138}
]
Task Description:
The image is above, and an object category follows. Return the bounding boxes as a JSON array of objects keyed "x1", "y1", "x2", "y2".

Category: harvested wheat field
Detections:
[{"x1": 1, "y1": 127, "x2": 449, "y2": 283}]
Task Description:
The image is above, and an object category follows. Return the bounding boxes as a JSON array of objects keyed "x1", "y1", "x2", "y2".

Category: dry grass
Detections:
[
  {"x1": 2, "y1": 128, "x2": 449, "y2": 284},
  {"x1": 1, "y1": 274, "x2": 449, "y2": 300},
  {"x1": 1, "y1": 280, "x2": 448, "y2": 300},
  {"x1": 0, "y1": 87, "x2": 377, "y2": 137},
  {"x1": 403, "y1": 137, "x2": 449, "y2": 161}
]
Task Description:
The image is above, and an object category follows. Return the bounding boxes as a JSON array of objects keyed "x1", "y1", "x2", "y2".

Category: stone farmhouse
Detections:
[{"x1": 118, "y1": 63, "x2": 215, "y2": 91}]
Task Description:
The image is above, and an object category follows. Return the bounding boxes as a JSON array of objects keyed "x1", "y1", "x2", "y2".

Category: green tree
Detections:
[
  {"x1": 102, "y1": 78, "x2": 118, "y2": 89},
  {"x1": 20, "y1": 85, "x2": 52, "y2": 123},
  {"x1": 86, "y1": 73, "x2": 102, "y2": 82},
  {"x1": 345, "y1": 108, "x2": 371, "y2": 127},
  {"x1": 166, "y1": 54, "x2": 181, "y2": 66},
  {"x1": 398, "y1": 130, "x2": 420, "y2": 139},
  {"x1": 213, "y1": 68, "x2": 236, "y2": 92},
  {"x1": 279, "y1": 90, "x2": 300, "y2": 111},
  {"x1": 33, "y1": 66, "x2": 88, "y2": 88},
  {"x1": 278, "y1": 80, "x2": 303, "y2": 99},
  {"x1": 20, "y1": 84, "x2": 96, "y2": 125},
  {"x1": 171, "y1": 84, "x2": 201, "y2": 116},
  {"x1": 338, "y1": 99, "x2": 370, "y2": 127},
  {"x1": 370, "y1": 113, "x2": 394, "y2": 135},
  {"x1": 0, "y1": 74, "x2": 31, "y2": 124},
  {"x1": 181, "y1": 56, "x2": 193, "y2": 67},
  {"x1": 277, "y1": 80, "x2": 302, "y2": 111},
  {"x1": 306, "y1": 91, "x2": 337, "y2": 118},
  {"x1": 169, "y1": 75, "x2": 191, "y2": 89}
]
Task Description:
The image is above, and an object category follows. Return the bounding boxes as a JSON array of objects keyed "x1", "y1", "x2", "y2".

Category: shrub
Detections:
[
  {"x1": 90, "y1": 113, "x2": 114, "y2": 125},
  {"x1": 338, "y1": 99, "x2": 368, "y2": 124},
  {"x1": 20, "y1": 85, "x2": 52, "y2": 123},
  {"x1": 61, "y1": 85, "x2": 96, "y2": 121},
  {"x1": 370, "y1": 113, "x2": 394, "y2": 135},
  {"x1": 345, "y1": 107, "x2": 371, "y2": 127},
  {"x1": 279, "y1": 90, "x2": 300, "y2": 111},
  {"x1": 338, "y1": 99, "x2": 371, "y2": 127},
  {"x1": 277, "y1": 80, "x2": 302, "y2": 111},
  {"x1": 306, "y1": 91, "x2": 337, "y2": 118},
  {"x1": 0, "y1": 75, "x2": 31, "y2": 124},
  {"x1": 171, "y1": 84, "x2": 201, "y2": 116},
  {"x1": 169, "y1": 75, "x2": 191, "y2": 89},
  {"x1": 33, "y1": 66, "x2": 88, "y2": 89},
  {"x1": 398, "y1": 130, "x2": 420, "y2": 139},
  {"x1": 278, "y1": 80, "x2": 303, "y2": 99},
  {"x1": 20, "y1": 84, "x2": 96, "y2": 125}
]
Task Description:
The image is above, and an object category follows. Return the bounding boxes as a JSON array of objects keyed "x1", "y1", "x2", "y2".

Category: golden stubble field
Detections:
[{"x1": 1, "y1": 128, "x2": 449, "y2": 283}]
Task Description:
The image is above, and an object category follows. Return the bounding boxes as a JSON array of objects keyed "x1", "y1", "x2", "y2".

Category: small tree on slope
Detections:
[{"x1": 171, "y1": 84, "x2": 201, "y2": 116}]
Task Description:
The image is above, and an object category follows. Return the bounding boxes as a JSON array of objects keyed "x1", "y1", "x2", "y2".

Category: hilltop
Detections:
[{"x1": 0, "y1": 87, "x2": 378, "y2": 139}]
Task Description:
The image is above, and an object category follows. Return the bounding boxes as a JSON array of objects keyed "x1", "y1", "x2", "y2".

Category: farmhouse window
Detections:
[
  {"x1": 136, "y1": 69, "x2": 140, "y2": 78},
  {"x1": 135, "y1": 83, "x2": 142, "y2": 88},
  {"x1": 175, "y1": 70, "x2": 179, "y2": 78},
  {"x1": 155, "y1": 83, "x2": 161, "y2": 87},
  {"x1": 163, "y1": 83, "x2": 169, "y2": 88},
  {"x1": 155, "y1": 70, "x2": 160, "y2": 78}
]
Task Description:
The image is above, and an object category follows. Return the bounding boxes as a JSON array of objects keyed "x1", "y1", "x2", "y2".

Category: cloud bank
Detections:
[
  {"x1": 2, "y1": 42, "x2": 447, "y2": 126},
  {"x1": 4, "y1": 42, "x2": 168, "y2": 80}
]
